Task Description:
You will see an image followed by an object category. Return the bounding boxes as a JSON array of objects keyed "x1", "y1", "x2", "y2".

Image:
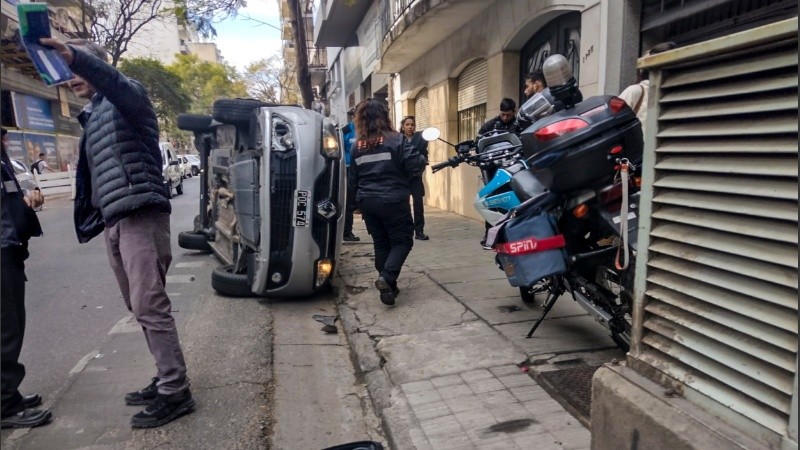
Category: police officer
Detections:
[
  {"x1": 1, "y1": 128, "x2": 51, "y2": 429},
  {"x1": 478, "y1": 98, "x2": 519, "y2": 135},
  {"x1": 349, "y1": 100, "x2": 427, "y2": 306}
]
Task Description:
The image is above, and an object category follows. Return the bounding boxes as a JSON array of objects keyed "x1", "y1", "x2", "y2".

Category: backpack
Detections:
[{"x1": 30, "y1": 160, "x2": 41, "y2": 174}]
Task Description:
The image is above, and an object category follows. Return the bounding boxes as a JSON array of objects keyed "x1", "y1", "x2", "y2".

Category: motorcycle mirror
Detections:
[{"x1": 421, "y1": 127, "x2": 441, "y2": 142}]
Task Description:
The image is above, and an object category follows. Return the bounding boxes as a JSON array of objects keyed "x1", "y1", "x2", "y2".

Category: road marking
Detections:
[
  {"x1": 176, "y1": 262, "x2": 205, "y2": 268},
  {"x1": 70, "y1": 350, "x2": 99, "y2": 374},
  {"x1": 108, "y1": 315, "x2": 139, "y2": 335},
  {"x1": 166, "y1": 274, "x2": 195, "y2": 283}
]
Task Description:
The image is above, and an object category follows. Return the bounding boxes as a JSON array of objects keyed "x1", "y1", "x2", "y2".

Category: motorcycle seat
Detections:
[{"x1": 511, "y1": 170, "x2": 548, "y2": 202}]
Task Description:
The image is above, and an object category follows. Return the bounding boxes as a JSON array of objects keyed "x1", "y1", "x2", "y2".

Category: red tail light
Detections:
[
  {"x1": 533, "y1": 118, "x2": 589, "y2": 142},
  {"x1": 609, "y1": 97, "x2": 627, "y2": 113}
]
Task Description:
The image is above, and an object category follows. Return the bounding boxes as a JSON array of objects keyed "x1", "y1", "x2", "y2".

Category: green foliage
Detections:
[{"x1": 167, "y1": 54, "x2": 248, "y2": 114}]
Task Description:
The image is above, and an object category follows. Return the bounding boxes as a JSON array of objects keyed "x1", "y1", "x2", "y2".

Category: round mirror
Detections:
[{"x1": 421, "y1": 127, "x2": 441, "y2": 142}]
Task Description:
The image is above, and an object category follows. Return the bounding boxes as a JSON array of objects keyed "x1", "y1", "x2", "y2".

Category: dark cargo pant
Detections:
[
  {"x1": 104, "y1": 211, "x2": 188, "y2": 395},
  {"x1": 359, "y1": 197, "x2": 414, "y2": 290}
]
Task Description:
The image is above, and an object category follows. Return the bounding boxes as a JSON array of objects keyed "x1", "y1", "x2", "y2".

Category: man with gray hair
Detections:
[{"x1": 40, "y1": 37, "x2": 194, "y2": 428}]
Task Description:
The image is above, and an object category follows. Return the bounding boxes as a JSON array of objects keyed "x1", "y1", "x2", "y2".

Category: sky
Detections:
[{"x1": 211, "y1": 0, "x2": 283, "y2": 72}]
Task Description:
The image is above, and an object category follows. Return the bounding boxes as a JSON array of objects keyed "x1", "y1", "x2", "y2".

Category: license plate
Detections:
[
  {"x1": 294, "y1": 190, "x2": 310, "y2": 227},
  {"x1": 612, "y1": 211, "x2": 636, "y2": 224}
]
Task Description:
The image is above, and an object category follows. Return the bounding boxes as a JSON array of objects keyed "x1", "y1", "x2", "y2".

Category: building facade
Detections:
[
  {"x1": 315, "y1": 1, "x2": 798, "y2": 449},
  {"x1": 279, "y1": 0, "x2": 327, "y2": 106}
]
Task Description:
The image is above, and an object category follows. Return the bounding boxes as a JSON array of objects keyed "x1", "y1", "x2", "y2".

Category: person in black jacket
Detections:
[
  {"x1": 400, "y1": 116, "x2": 429, "y2": 240},
  {"x1": 41, "y1": 37, "x2": 194, "y2": 428},
  {"x1": 1, "y1": 128, "x2": 51, "y2": 429},
  {"x1": 478, "y1": 98, "x2": 519, "y2": 136},
  {"x1": 349, "y1": 100, "x2": 426, "y2": 306}
]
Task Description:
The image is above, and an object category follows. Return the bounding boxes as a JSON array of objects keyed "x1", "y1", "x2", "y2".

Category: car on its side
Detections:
[
  {"x1": 158, "y1": 142, "x2": 183, "y2": 198},
  {"x1": 176, "y1": 99, "x2": 346, "y2": 298}
]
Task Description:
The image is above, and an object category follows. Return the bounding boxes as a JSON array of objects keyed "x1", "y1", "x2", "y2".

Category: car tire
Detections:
[
  {"x1": 166, "y1": 181, "x2": 173, "y2": 199},
  {"x1": 212, "y1": 98, "x2": 274, "y2": 127},
  {"x1": 177, "y1": 113, "x2": 215, "y2": 133},
  {"x1": 178, "y1": 231, "x2": 211, "y2": 252},
  {"x1": 191, "y1": 167, "x2": 199, "y2": 176},
  {"x1": 176, "y1": 179, "x2": 184, "y2": 195},
  {"x1": 211, "y1": 264, "x2": 252, "y2": 297}
]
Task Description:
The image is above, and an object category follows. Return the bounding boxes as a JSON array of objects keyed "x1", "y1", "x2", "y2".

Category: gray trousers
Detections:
[{"x1": 104, "y1": 210, "x2": 188, "y2": 395}]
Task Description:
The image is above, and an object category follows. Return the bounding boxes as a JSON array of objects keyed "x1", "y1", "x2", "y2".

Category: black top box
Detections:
[{"x1": 519, "y1": 95, "x2": 643, "y2": 193}]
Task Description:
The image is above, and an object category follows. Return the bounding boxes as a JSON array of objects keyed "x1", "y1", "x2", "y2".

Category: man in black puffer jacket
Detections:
[{"x1": 41, "y1": 37, "x2": 194, "y2": 429}]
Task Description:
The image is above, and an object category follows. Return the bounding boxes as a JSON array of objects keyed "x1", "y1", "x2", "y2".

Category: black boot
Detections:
[
  {"x1": 125, "y1": 377, "x2": 159, "y2": 405},
  {"x1": 131, "y1": 389, "x2": 195, "y2": 428},
  {"x1": 0, "y1": 409, "x2": 52, "y2": 429}
]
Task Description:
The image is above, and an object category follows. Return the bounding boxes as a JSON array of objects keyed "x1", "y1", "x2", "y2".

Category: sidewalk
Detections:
[{"x1": 336, "y1": 206, "x2": 625, "y2": 450}]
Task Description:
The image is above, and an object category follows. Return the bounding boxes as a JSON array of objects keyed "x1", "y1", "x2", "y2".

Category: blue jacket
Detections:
[
  {"x1": 70, "y1": 46, "x2": 170, "y2": 243},
  {"x1": 342, "y1": 121, "x2": 356, "y2": 167}
]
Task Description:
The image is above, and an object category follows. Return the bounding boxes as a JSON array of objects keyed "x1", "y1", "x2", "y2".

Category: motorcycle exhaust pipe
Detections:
[
  {"x1": 569, "y1": 246, "x2": 618, "y2": 263},
  {"x1": 572, "y1": 289, "x2": 614, "y2": 331}
]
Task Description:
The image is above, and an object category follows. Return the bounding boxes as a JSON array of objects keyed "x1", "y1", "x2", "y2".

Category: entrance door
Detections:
[{"x1": 520, "y1": 12, "x2": 581, "y2": 99}]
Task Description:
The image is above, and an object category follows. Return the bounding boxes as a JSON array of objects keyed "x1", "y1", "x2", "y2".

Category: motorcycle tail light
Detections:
[
  {"x1": 634, "y1": 176, "x2": 642, "y2": 187},
  {"x1": 533, "y1": 118, "x2": 589, "y2": 142},
  {"x1": 573, "y1": 203, "x2": 589, "y2": 219},
  {"x1": 609, "y1": 145, "x2": 623, "y2": 155},
  {"x1": 609, "y1": 97, "x2": 627, "y2": 113},
  {"x1": 599, "y1": 183, "x2": 623, "y2": 206}
]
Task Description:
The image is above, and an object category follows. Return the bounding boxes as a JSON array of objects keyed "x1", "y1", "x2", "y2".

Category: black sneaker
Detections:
[
  {"x1": 343, "y1": 234, "x2": 361, "y2": 242},
  {"x1": 125, "y1": 377, "x2": 159, "y2": 406},
  {"x1": 131, "y1": 389, "x2": 195, "y2": 429},
  {"x1": 375, "y1": 276, "x2": 397, "y2": 306},
  {"x1": 0, "y1": 409, "x2": 52, "y2": 429},
  {"x1": 415, "y1": 233, "x2": 429, "y2": 241}
]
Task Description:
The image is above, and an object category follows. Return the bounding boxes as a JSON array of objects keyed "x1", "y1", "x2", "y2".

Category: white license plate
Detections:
[
  {"x1": 294, "y1": 190, "x2": 310, "y2": 227},
  {"x1": 612, "y1": 211, "x2": 637, "y2": 224}
]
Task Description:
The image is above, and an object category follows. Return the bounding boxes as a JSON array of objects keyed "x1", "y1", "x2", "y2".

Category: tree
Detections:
[
  {"x1": 119, "y1": 57, "x2": 190, "y2": 134},
  {"x1": 244, "y1": 55, "x2": 291, "y2": 103},
  {"x1": 168, "y1": 53, "x2": 248, "y2": 114},
  {"x1": 84, "y1": 0, "x2": 245, "y2": 66},
  {"x1": 286, "y1": 0, "x2": 313, "y2": 109}
]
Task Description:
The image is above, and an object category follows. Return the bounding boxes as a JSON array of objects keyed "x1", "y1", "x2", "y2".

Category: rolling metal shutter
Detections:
[
  {"x1": 414, "y1": 88, "x2": 429, "y2": 130},
  {"x1": 457, "y1": 59, "x2": 488, "y2": 111},
  {"x1": 633, "y1": 18, "x2": 798, "y2": 440}
]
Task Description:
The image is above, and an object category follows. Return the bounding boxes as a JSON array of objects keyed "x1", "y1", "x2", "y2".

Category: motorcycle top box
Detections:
[{"x1": 519, "y1": 95, "x2": 643, "y2": 193}]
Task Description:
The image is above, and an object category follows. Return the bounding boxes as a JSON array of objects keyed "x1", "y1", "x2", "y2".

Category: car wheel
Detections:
[
  {"x1": 178, "y1": 231, "x2": 211, "y2": 252},
  {"x1": 177, "y1": 113, "x2": 216, "y2": 133},
  {"x1": 211, "y1": 264, "x2": 252, "y2": 297},
  {"x1": 212, "y1": 98, "x2": 274, "y2": 127},
  {"x1": 166, "y1": 181, "x2": 173, "y2": 199},
  {"x1": 176, "y1": 179, "x2": 184, "y2": 195},
  {"x1": 192, "y1": 167, "x2": 199, "y2": 176}
]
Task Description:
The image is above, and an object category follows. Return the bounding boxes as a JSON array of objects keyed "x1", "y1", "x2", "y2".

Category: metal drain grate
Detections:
[{"x1": 537, "y1": 365, "x2": 601, "y2": 421}]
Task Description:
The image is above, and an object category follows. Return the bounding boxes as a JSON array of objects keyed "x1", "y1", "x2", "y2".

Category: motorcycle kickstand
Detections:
[{"x1": 526, "y1": 290, "x2": 560, "y2": 338}]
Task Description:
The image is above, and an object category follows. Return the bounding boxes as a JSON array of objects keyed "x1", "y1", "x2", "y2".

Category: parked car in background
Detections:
[
  {"x1": 159, "y1": 142, "x2": 183, "y2": 197},
  {"x1": 175, "y1": 99, "x2": 346, "y2": 298},
  {"x1": 177, "y1": 154, "x2": 193, "y2": 178},
  {"x1": 10, "y1": 158, "x2": 37, "y2": 193},
  {"x1": 184, "y1": 154, "x2": 201, "y2": 176}
]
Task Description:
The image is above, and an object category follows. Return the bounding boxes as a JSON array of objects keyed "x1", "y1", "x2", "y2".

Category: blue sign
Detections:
[
  {"x1": 11, "y1": 92, "x2": 55, "y2": 132},
  {"x1": 4, "y1": 131, "x2": 27, "y2": 164}
]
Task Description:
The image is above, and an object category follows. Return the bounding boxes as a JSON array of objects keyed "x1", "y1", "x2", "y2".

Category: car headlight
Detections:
[
  {"x1": 321, "y1": 124, "x2": 340, "y2": 159},
  {"x1": 315, "y1": 258, "x2": 333, "y2": 288}
]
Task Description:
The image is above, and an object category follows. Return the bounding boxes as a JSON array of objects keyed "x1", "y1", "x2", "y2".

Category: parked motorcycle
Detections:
[{"x1": 426, "y1": 54, "x2": 643, "y2": 350}]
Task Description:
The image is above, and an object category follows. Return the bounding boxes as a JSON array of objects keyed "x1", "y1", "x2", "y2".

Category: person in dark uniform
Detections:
[
  {"x1": 400, "y1": 116, "x2": 429, "y2": 240},
  {"x1": 1, "y1": 128, "x2": 51, "y2": 429},
  {"x1": 349, "y1": 100, "x2": 427, "y2": 306},
  {"x1": 478, "y1": 98, "x2": 519, "y2": 136}
]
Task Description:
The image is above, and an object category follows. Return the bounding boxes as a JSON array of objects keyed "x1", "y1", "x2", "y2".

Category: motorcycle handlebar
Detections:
[{"x1": 431, "y1": 157, "x2": 462, "y2": 173}]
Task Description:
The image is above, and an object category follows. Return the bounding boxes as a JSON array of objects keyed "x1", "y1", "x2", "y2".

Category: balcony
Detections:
[
  {"x1": 314, "y1": 0, "x2": 373, "y2": 47},
  {"x1": 378, "y1": 0, "x2": 493, "y2": 73}
]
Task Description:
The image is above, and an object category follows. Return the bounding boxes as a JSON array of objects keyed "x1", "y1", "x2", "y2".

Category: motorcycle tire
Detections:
[
  {"x1": 176, "y1": 179, "x2": 183, "y2": 195},
  {"x1": 211, "y1": 264, "x2": 252, "y2": 297},
  {"x1": 166, "y1": 180, "x2": 173, "y2": 199},
  {"x1": 178, "y1": 231, "x2": 211, "y2": 252}
]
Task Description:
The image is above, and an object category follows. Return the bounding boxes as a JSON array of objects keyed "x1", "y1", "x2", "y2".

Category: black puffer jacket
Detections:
[
  {"x1": 71, "y1": 46, "x2": 170, "y2": 243},
  {"x1": 349, "y1": 132, "x2": 426, "y2": 203}
]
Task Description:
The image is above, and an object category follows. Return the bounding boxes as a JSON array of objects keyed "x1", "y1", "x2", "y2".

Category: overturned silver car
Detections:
[{"x1": 177, "y1": 99, "x2": 346, "y2": 297}]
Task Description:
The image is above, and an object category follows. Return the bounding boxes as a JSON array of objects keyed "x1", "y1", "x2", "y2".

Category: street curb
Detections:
[{"x1": 336, "y1": 289, "x2": 431, "y2": 450}]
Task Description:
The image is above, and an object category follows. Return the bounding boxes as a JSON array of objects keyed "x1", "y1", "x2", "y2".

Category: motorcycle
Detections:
[{"x1": 426, "y1": 54, "x2": 643, "y2": 350}]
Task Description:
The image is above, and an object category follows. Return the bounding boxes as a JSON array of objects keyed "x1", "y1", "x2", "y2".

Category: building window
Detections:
[{"x1": 457, "y1": 104, "x2": 485, "y2": 143}]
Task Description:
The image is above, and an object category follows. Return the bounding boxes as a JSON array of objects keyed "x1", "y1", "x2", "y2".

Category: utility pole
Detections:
[{"x1": 286, "y1": 0, "x2": 313, "y2": 109}]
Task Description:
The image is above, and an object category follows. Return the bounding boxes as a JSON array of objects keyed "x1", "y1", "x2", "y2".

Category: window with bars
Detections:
[{"x1": 458, "y1": 104, "x2": 486, "y2": 144}]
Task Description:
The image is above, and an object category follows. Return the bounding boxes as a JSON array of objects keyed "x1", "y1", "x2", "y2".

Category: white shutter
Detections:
[
  {"x1": 415, "y1": 88, "x2": 430, "y2": 130},
  {"x1": 457, "y1": 59, "x2": 488, "y2": 111},
  {"x1": 635, "y1": 18, "x2": 798, "y2": 438}
]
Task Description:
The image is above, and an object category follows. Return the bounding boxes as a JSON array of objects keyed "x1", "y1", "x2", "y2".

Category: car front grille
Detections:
[{"x1": 267, "y1": 151, "x2": 296, "y2": 288}]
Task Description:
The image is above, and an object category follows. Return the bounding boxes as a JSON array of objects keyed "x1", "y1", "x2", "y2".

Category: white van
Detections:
[{"x1": 159, "y1": 142, "x2": 183, "y2": 197}]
